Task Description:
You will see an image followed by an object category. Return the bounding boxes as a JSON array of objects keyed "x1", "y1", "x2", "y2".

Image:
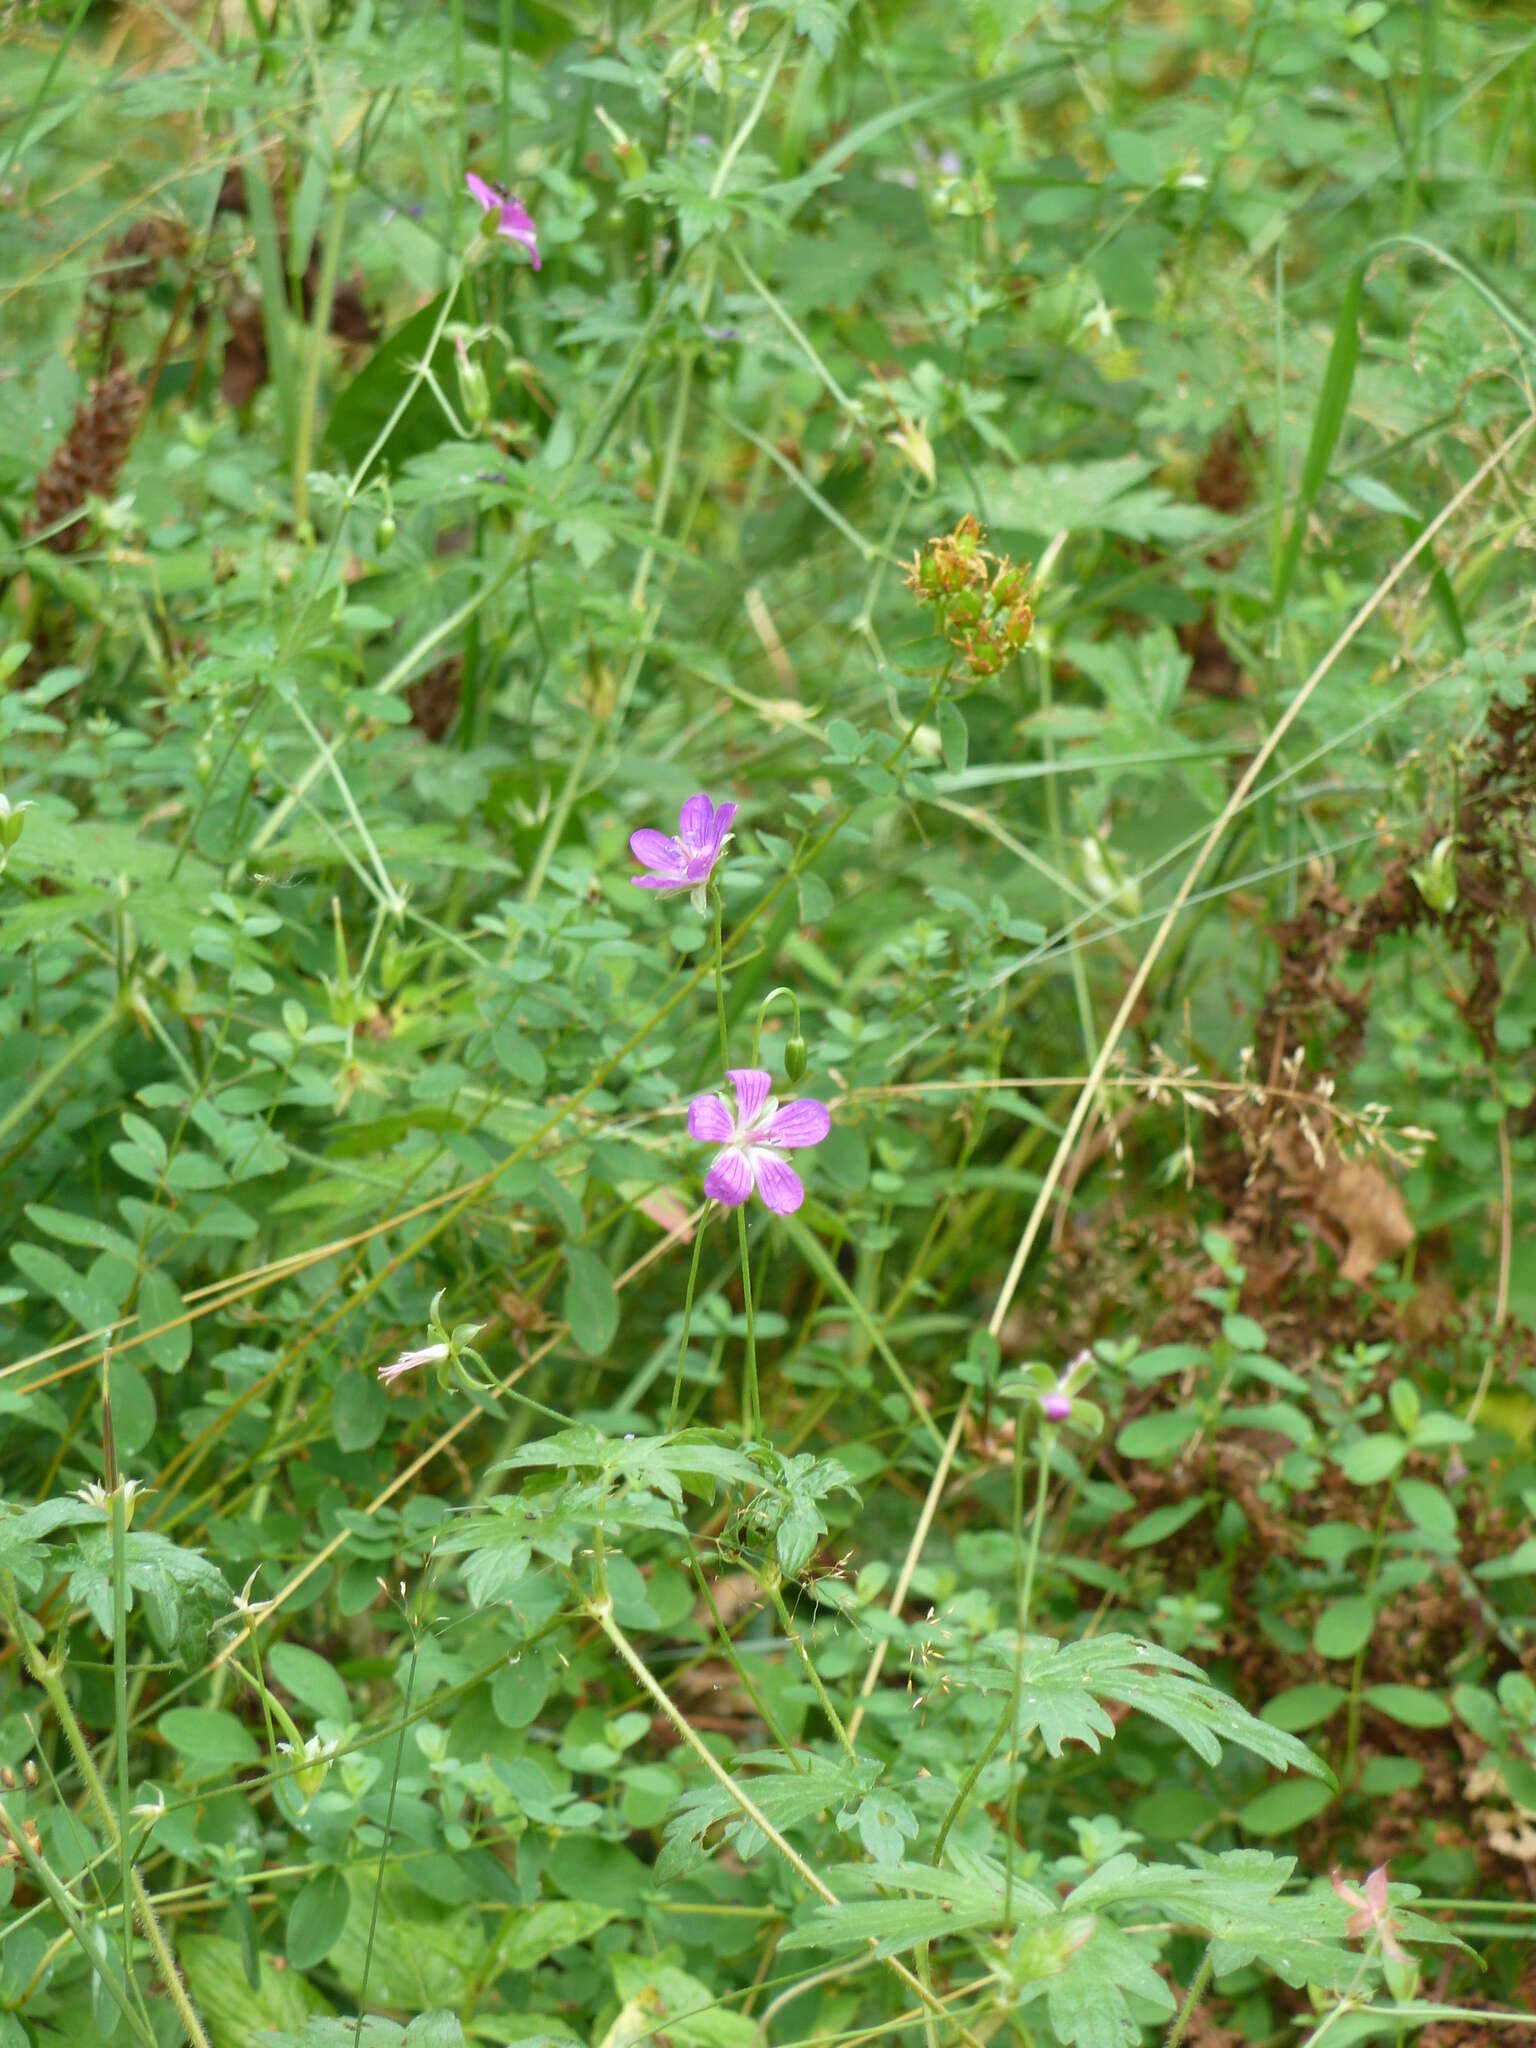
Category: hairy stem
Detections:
[
  {"x1": 0, "y1": 1572, "x2": 214, "y2": 2048},
  {"x1": 1165, "y1": 1943, "x2": 1216, "y2": 2047}
]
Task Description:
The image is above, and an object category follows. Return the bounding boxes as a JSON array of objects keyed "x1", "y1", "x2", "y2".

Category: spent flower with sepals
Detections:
[
  {"x1": 379, "y1": 1289, "x2": 486, "y2": 1388},
  {"x1": 465, "y1": 171, "x2": 540, "y2": 268},
  {"x1": 631, "y1": 791, "x2": 737, "y2": 912},
  {"x1": 688, "y1": 1068, "x2": 830, "y2": 1215}
]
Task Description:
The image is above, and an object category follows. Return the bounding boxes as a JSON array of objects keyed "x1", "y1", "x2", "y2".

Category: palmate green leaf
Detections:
[
  {"x1": 965, "y1": 1632, "x2": 1333, "y2": 1779},
  {"x1": 656, "y1": 1749, "x2": 880, "y2": 1883},
  {"x1": 781, "y1": 1856, "x2": 1054, "y2": 1957},
  {"x1": 968, "y1": 456, "x2": 1230, "y2": 544},
  {"x1": 0, "y1": 1496, "x2": 102, "y2": 1595},
  {"x1": 260, "y1": 2023, "x2": 467, "y2": 2048},
  {"x1": 488, "y1": 1426, "x2": 761, "y2": 1501},
  {"x1": 1040, "y1": 1921, "x2": 1174, "y2": 2048},
  {"x1": 68, "y1": 1527, "x2": 229, "y2": 1667}
]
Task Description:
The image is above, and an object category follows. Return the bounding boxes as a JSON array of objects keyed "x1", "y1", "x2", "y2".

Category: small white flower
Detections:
[
  {"x1": 278, "y1": 1733, "x2": 339, "y2": 1803},
  {"x1": 75, "y1": 1478, "x2": 147, "y2": 1527}
]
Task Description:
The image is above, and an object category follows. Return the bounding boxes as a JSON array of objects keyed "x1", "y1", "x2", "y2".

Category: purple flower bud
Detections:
[{"x1": 1041, "y1": 1391, "x2": 1072, "y2": 1422}]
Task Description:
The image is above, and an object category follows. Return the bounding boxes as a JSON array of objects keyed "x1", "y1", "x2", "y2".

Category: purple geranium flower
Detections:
[
  {"x1": 631, "y1": 792, "x2": 737, "y2": 908},
  {"x1": 465, "y1": 171, "x2": 540, "y2": 269},
  {"x1": 688, "y1": 1069, "x2": 830, "y2": 1215}
]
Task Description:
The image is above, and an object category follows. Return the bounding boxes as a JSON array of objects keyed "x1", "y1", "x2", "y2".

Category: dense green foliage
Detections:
[{"x1": 2, "y1": 1, "x2": 1536, "y2": 2044}]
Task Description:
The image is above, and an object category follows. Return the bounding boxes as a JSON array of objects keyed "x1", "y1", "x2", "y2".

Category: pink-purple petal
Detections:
[
  {"x1": 707, "y1": 800, "x2": 738, "y2": 851},
  {"x1": 704, "y1": 1149, "x2": 754, "y2": 1207},
  {"x1": 678, "y1": 793, "x2": 717, "y2": 853},
  {"x1": 465, "y1": 170, "x2": 499, "y2": 211},
  {"x1": 762, "y1": 1098, "x2": 830, "y2": 1149},
  {"x1": 753, "y1": 1155, "x2": 805, "y2": 1214},
  {"x1": 631, "y1": 873, "x2": 690, "y2": 892},
  {"x1": 631, "y1": 828, "x2": 687, "y2": 874},
  {"x1": 729, "y1": 1069, "x2": 774, "y2": 1128},
  {"x1": 499, "y1": 208, "x2": 540, "y2": 268},
  {"x1": 688, "y1": 1094, "x2": 735, "y2": 1143}
]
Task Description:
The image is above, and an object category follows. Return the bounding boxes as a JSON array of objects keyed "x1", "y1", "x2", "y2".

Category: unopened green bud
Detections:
[
  {"x1": 991, "y1": 562, "x2": 1030, "y2": 607},
  {"x1": 784, "y1": 1033, "x2": 808, "y2": 1082},
  {"x1": 453, "y1": 337, "x2": 491, "y2": 429},
  {"x1": 1410, "y1": 833, "x2": 1457, "y2": 915},
  {"x1": 375, "y1": 513, "x2": 396, "y2": 552}
]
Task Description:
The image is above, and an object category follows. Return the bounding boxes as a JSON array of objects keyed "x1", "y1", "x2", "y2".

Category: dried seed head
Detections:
[{"x1": 30, "y1": 366, "x2": 144, "y2": 554}]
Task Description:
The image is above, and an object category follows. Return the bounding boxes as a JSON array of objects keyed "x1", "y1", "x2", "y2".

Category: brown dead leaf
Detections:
[
  {"x1": 1487, "y1": 1817, "x2": 1536, "y2": 1862},
  {"x1": 1316, "y1": 1159, "x2": 1414, "y2": 1285}
]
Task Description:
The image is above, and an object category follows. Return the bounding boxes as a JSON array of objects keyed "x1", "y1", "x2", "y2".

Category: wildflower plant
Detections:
[{"x1": 0, "y1": 3, "x2": 1529, "y2": 2046}]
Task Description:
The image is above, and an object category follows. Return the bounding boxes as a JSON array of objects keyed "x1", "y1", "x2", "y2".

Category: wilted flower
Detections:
[
  {"x1": 1331, "y1": 1864, "x2": 1408, "y2": 1964},
  {"x1": 379, "y1": 1340, "x2": 449, "y2": 1385},
  {"x1": 631, "y1": 792, "x2": 737, "y2": 911},
  {"x1": 688, "y1": 1068, "x2": 830, "y2": 1215},
  {"x1": 464, "y1": 172, "x2": 540, "y2": 268},
  {"x1": 379, "y1": 1290, "x2": 485, "y2": 1389}
]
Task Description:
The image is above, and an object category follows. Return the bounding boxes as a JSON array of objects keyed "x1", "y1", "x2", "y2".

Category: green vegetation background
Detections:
[{"x1": 1, "y1": 2, "x2": 1535, "y2": 2045}]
